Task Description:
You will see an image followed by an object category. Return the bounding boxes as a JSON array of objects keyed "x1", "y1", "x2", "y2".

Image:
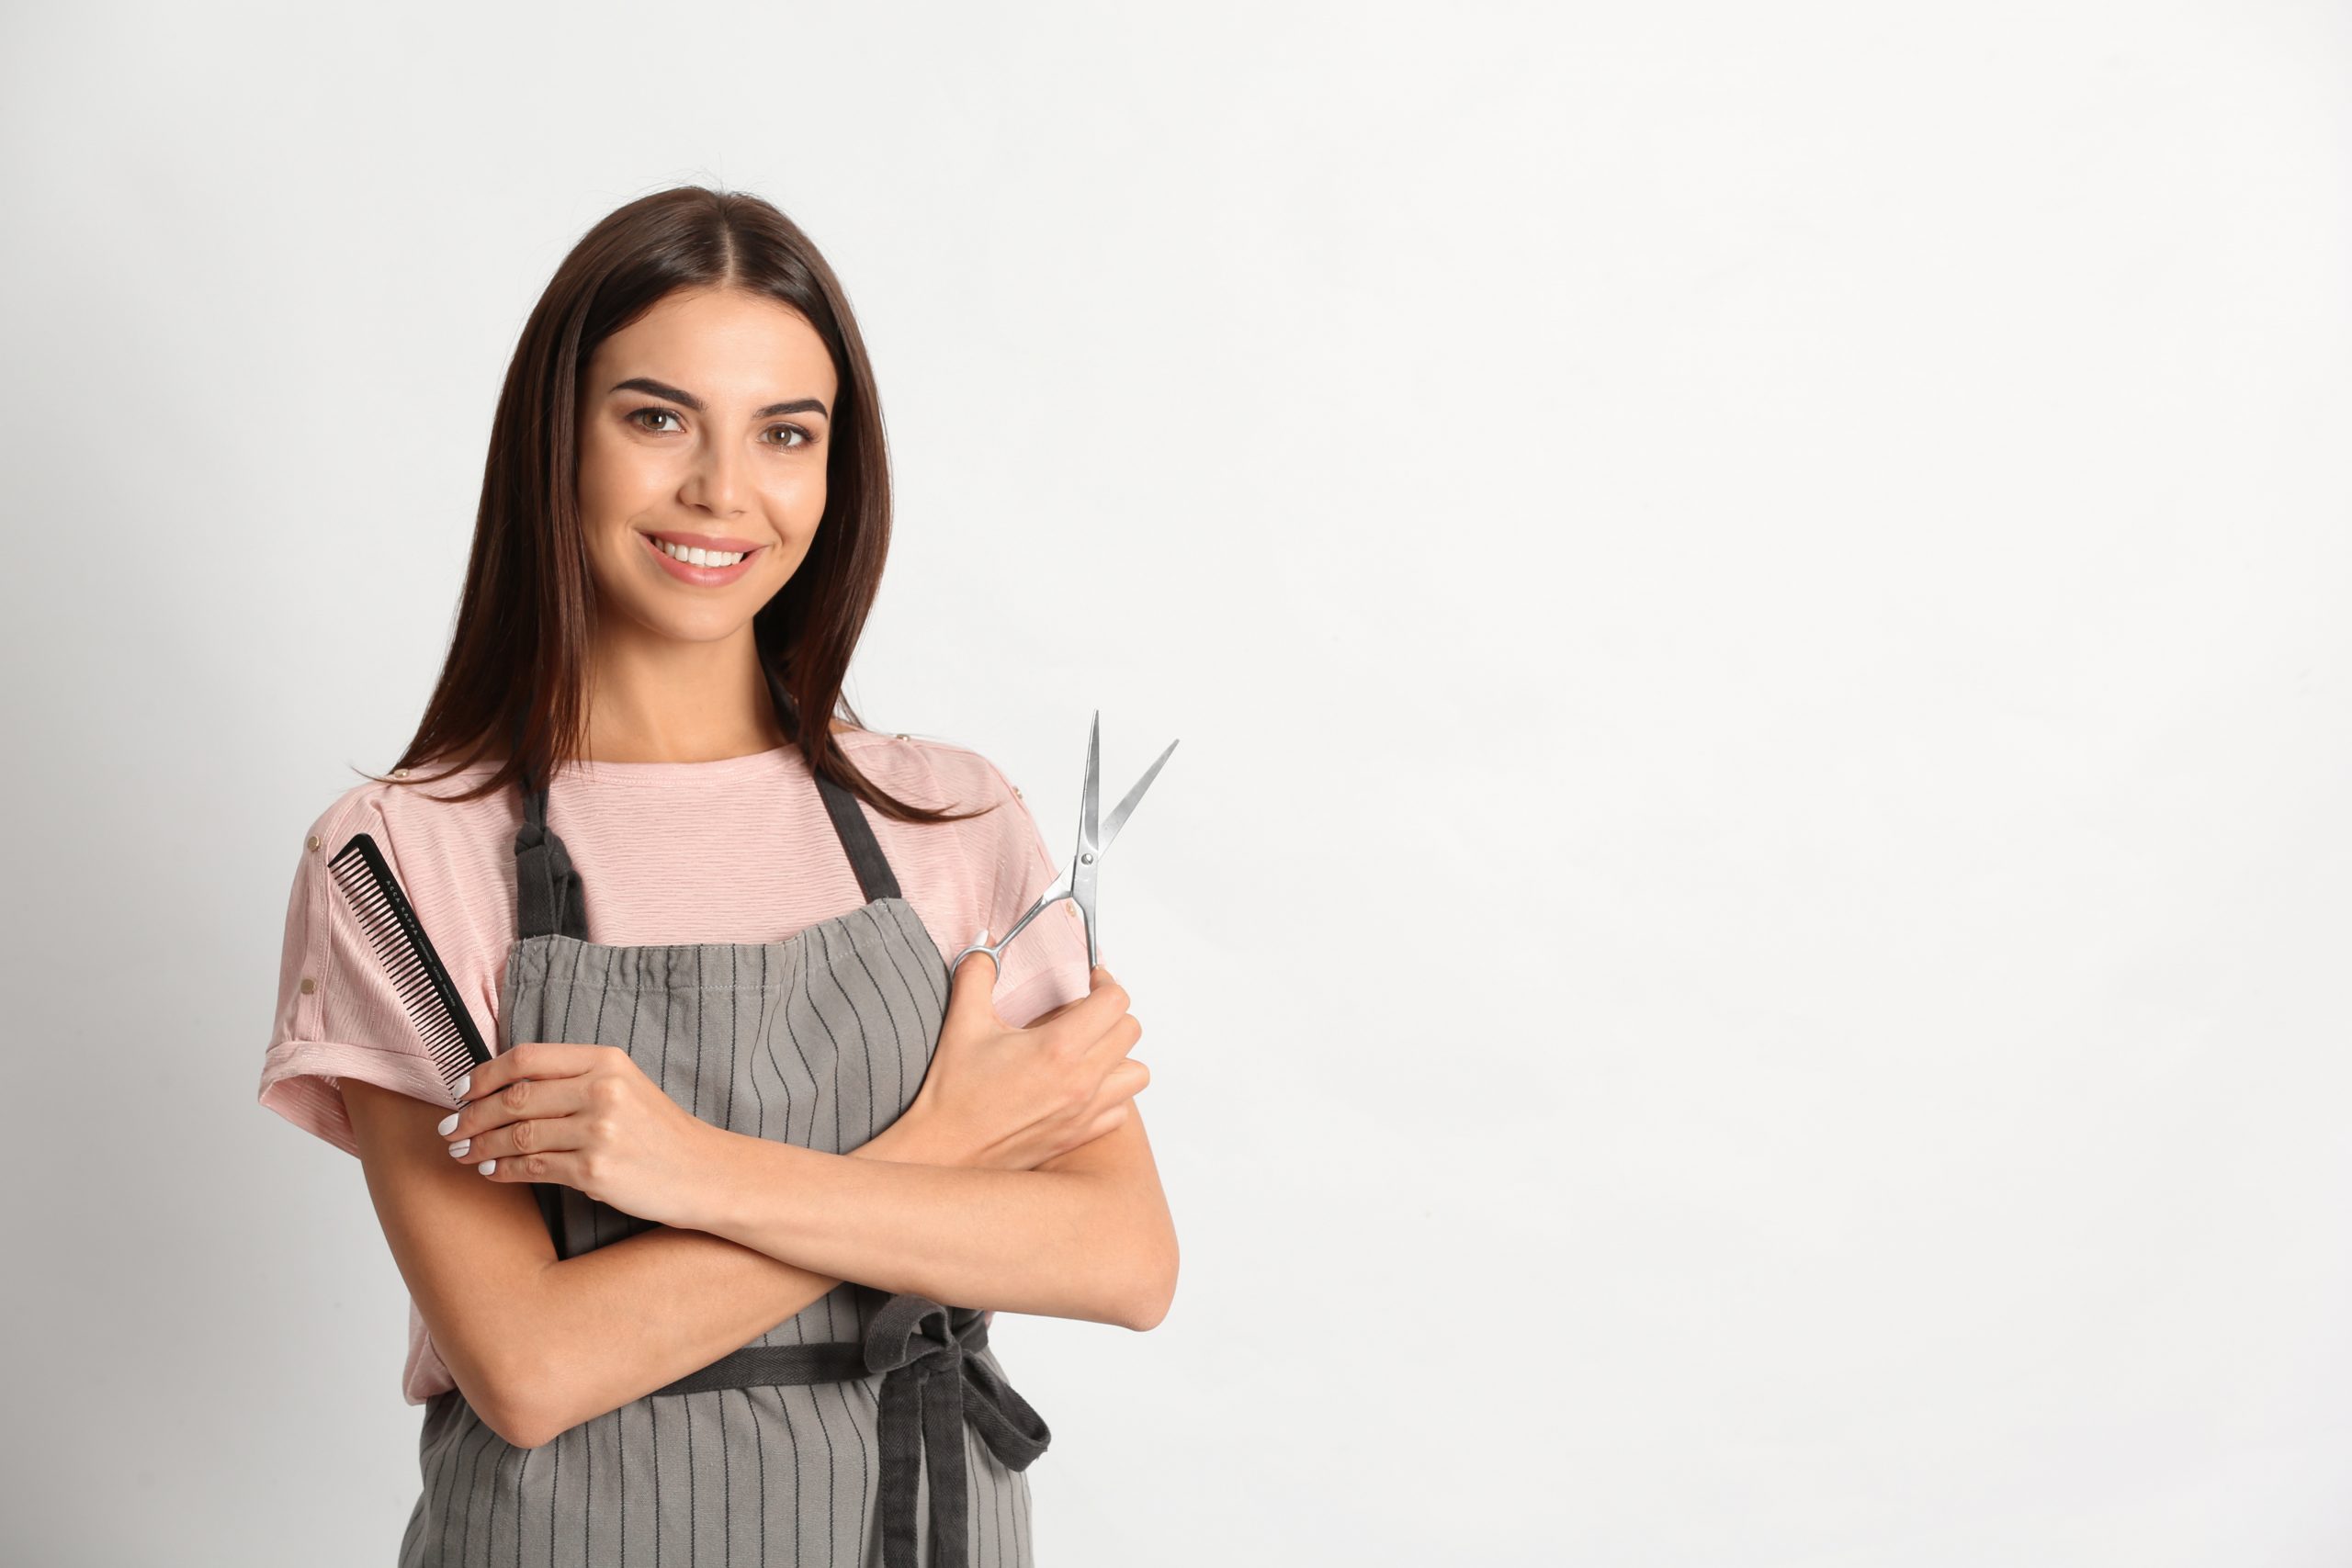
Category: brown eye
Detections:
[
  {"x1": 628, "y1": 407, "x2": 684, "y2": 433},
  {"x1": 766, "y1": 423, "x2": 816, "y2": 449}
]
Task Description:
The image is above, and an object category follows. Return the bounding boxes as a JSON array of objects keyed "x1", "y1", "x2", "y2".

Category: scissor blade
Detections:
[
  {"x1": 1098, "y1": 737, "x2": 1179, "y2": 852},
  {"x1": 1077, "y1": 709, "x2": 1101, "y2": 856}
]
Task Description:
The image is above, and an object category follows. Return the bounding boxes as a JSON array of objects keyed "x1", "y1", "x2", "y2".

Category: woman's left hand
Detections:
[{"x1": 439, "y1": 1042, "x2": 722, "y2": 1230}]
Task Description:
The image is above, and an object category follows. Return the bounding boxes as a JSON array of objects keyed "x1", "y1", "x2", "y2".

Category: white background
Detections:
[{"x1": 2, "y1": 2, "x2": 2348, "y2": 1562}]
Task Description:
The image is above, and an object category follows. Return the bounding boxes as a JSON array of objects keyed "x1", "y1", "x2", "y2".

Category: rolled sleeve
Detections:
[
  {"x1": 256, "y1": 793, "x2": 459, "y2": 1157},
  {"x1": 257, "y1": 1038, "x2": 456, "y2": 1158}
]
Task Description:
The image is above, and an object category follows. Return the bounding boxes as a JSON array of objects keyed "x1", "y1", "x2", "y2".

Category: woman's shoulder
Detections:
[
  {"x1": 835, "y1": 726, "x2": 1025, "y2": 816},
  {"x1": 290, "y1": 761, "x2": 513, "y2": 878}
]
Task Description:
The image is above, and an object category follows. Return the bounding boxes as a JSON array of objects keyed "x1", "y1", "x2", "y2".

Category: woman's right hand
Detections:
[{"x1": 899, "y1": 946, "x2": 1148, "y2": 1172}]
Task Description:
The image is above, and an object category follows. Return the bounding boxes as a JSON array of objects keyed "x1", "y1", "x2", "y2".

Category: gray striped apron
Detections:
[{"x1": 397, "y1": 738, "x2": 1052, "y2": 1567}]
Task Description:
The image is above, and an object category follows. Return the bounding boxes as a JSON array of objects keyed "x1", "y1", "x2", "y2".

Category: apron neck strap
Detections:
[
  {"x1": 768, "y1": 664, "x2": 906, "y2": 905},
  {"x1": 512, "y1": 705, "x2": 589, "y2": 942},
  {"x1": 813, "y1": 764, "x2": 903, "y2": 903}
]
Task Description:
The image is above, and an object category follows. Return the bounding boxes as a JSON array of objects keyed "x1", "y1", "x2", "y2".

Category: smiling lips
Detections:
[{"x1": 639, "y1": 529, "x2": 767, "y2": 584}]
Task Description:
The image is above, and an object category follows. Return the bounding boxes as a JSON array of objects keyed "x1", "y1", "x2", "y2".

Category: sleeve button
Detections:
[
  {"x1": 306, "y1": 834, "x2": 322, "y2": 852},
  {"x1": 1012, "y1": 785, "x2": 1023, "y2": 799},
  {"x1": 299, "y1": 976, "x2": 317, "y2": 995},
  {"x1": 892, "y1": 733, "x2": 910, "y2": 740}
]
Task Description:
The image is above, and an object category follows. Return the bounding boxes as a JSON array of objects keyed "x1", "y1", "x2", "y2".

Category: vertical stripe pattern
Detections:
[{"x1": 396, "y1": 895, "x2": 1036, "y2": 1567}]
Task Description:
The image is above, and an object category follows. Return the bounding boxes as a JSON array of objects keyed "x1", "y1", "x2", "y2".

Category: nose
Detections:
[{"x1": 681, "y1": 436, "x2": 748, "y2": 517}]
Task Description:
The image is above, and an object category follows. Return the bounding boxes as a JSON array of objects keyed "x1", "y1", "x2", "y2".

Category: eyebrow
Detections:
[{"x1": 607, "y1": 376, "x2": 830, "y2": 421}]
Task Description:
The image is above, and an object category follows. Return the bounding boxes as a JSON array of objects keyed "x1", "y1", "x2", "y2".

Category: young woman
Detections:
[{"x1": 256, "y1": 185, "x2": 1176, "y2": 1567}]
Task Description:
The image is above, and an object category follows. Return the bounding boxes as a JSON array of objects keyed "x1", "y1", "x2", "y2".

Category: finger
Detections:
[
  {"x1": 452, "y1": 1040, "x2": 605, "y2": 1110},
  {"x1": 1103, "y1": 1056, "x2": 1150, "y2": 1102},
  {"x1": 453, "y1": 1103, "x2": 588, "y2": 1168},
  {"x1": 954, "y1": 931, "x2": 996, "y2": 979},
  {"x1": 1039, "y1": 964, "x2": 1135, "y2": 1048},
  {"x1": 1077, "y1": 985, "x2": 1145, "y2": 1076},
  {"x1": 441, "y1": 1066, "x2": 594, "y2": 1146},
  {"x1": 473, "y1": 1144, "x2": 577, "y2": 1182},
  {"x1": 945, "y1": 930, "x2": 1004, "y2": 1025}
]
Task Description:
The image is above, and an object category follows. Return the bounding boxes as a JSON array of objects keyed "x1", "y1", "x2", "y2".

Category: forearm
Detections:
[
  {"x1": 504, "y1": 1126, "x2": 919, "y2": 1449},
  {"x1": 695, "y1": 1124, "x2": 1143, "y2": 1329}
]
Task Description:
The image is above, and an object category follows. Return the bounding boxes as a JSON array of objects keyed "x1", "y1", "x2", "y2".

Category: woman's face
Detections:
[{"x1": 575, "y1": 286, "x2": 839, "y2": 646}]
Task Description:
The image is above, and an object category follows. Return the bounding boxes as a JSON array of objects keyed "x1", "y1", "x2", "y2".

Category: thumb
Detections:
[{"x1": 948, "y1": 930, "x2": 1003, "y2": 1021}]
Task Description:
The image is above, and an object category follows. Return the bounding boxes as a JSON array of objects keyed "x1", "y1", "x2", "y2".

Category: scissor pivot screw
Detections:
[{"x1": 1080, "y1": 852, "x2": 1095, "y2": 864}]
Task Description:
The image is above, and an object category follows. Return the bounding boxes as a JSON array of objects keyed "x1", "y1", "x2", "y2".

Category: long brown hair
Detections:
[{"x1": 368, "y1": 184, "x2": 985, "y2": 828}]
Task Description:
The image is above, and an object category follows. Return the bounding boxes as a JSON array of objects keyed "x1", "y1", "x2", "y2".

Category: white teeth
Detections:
[{"x1": 653, "y1": 537, "x2": 749, "y2": 568}]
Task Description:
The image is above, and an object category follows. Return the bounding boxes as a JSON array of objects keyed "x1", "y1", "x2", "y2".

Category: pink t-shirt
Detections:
[{"x1": 256, "y1": 726, "x2": 1094, "y2": 1405}]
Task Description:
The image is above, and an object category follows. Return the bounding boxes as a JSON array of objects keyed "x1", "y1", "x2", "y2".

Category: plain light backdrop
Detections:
[{"x1": 3, "y1": 2, "x2": 2348, "y2": 1563}]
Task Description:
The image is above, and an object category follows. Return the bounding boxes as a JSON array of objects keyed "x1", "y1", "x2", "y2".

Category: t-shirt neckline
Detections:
[{"x1": 548, "y1": 744, "x2": 800, "y2": 784}]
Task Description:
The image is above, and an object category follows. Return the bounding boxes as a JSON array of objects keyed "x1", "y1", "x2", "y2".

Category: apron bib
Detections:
[{"x1": 398, "y1": 705, "x2": 1050, "y2": 1568}]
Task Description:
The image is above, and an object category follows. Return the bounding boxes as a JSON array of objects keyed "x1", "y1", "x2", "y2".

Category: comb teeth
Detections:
[{"x1": 325, "y1": 833, "x2": 492, "y2": 1100}]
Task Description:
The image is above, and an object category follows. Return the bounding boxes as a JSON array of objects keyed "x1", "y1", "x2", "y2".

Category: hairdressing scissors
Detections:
[{"x1": 952, "y1": 711, "x2": 1178, "y2": 979}]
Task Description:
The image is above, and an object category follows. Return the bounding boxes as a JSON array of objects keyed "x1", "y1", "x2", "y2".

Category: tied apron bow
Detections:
[{"x1": 865, "y1": 1294, "x2": 1054, "y2": 1568}]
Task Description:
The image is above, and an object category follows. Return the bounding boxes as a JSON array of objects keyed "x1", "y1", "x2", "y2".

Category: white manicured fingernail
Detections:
[
  {"x1": 479, "y1": 1159, "x2": 496, "y2": 1174},
  {"x1": 448, "y1": 1139, "x2": 470, "y2": 1158},
  {"x1": 454, "y1": 1073, "x2": 471, "y2": 1099},
  {"x1": 436, "y1": 1112, "x2": 459, "y2": 1136}
]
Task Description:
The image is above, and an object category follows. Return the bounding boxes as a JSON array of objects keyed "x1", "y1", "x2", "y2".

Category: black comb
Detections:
[
  {"x1": 327, "y1": 832, "x2": 489, "y2": 1098},
  {"x1": 327, "y1": 830, "x2": 569, "y2": 1255}
]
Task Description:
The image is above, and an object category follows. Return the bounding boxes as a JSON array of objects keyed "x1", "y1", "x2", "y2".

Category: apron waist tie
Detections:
[{"x1": 647, "y1": 1292, "x2": 1053, "y2": 1568}]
